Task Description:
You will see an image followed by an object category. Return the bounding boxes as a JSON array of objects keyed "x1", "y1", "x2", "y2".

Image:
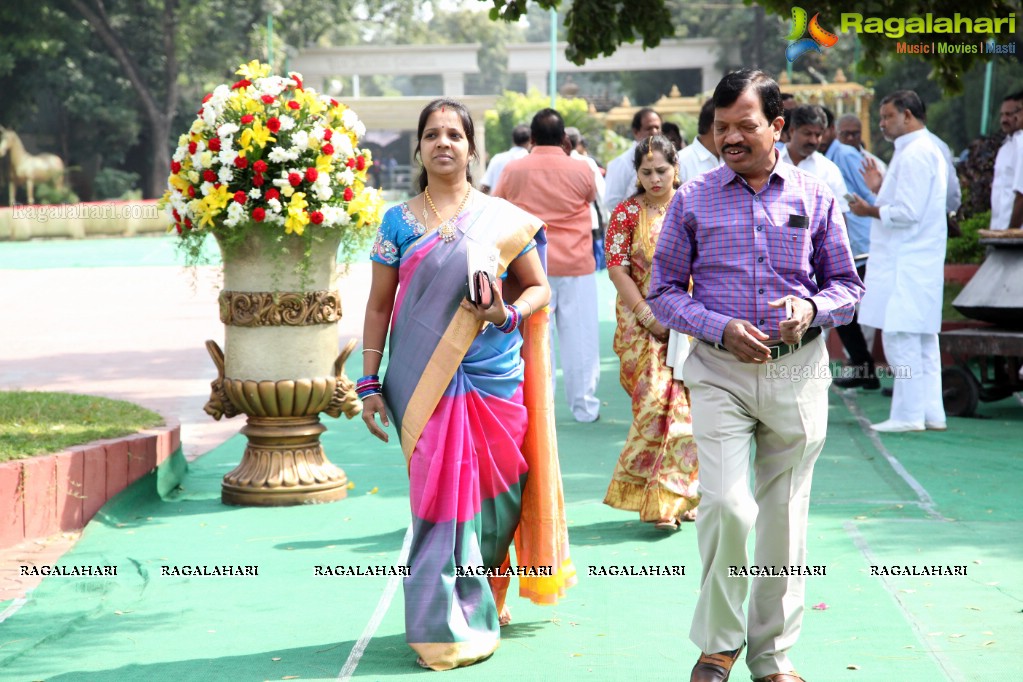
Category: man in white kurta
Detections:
[
  {"x1": 849, "y1": 90, "x2": 947, "y2": 433},
  {"x1": 604, "y1": 108, "x2": 661, "y2": 212},
  {"x1": 677, "y1": 99, "x2": 722, "y2": 184},
  {"x1": 990, "y1": 92, "x2": 1023, "y2": 230}
]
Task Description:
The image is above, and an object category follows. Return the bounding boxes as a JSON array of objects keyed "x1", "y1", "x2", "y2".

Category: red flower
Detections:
[
  {"x1": 287, "y1": 100, "x2": 300, "y2": 110},
  {"x1": 231, "y1": 79, "x2": 251, "y2": 90},
  {"x1": 184, "y1": 218, "x2": 193, "y2": 229},
  {"x1": 265, "y1": 188, "x2": 280, "y2": 202},
  {"x1": 240, "y1": 114, "x2": 254, "y2": 124},
  {"x1": 172, "y1": 209, "x2": 180, "y2": 222},
  {"x1": 234, "y1": 191, "x2": 247, "y2": 204},
  {"x1": 305, "y1": 167, "x2": 318, "y2": 183},
  {"x1": 330, "y1": 99, "x2": 339, "y2": 108},
  {"x1": 346, "y1": 157, "x2": 356, "y2": 168},
  {"x1": 188, "y1": 141, "x2": 198, "y2": 155},
  {"x1": 234, "y1": 156, "x2": 248, "y2": 169},
  {"x1": 261, "y1": 95, "x2": 275, "y2": 105},
  {"x1": 170, "y1": 161, "x2": 181, "y2": 174},
  {"x1": 288, "y1": 172, "x2": 302, "y2": 187},
  {"x1": 321, "y1": 143, "x2": 334, "y2": 156},
  {"x1": 253, "y1": 207, "x2": 266, "y2": 222},
  {"x1": 355, "y1": 156, "x2": 366, "y2": 171},
  {"x1": 208, "y1": 138, "x2": 222, "y2": 152},
  {"x1": 175, "y1": 223, "x2": 183, "y2": 235},
  {"x1": 266, "y1": 117, "x2": 281, "y2": 133},
  {"x1": 203, "y1": 170, "x2": 217, "y2": 183},
  {"x1": 253, "y1": 160, "x2": 268, "y2": 174},
  {"x1": 309, "y1": 210, "x2": 323, "y2": 225},
  {"x1": 202, "y1": 93, "x2": 213, "y2": 104},
  {"x1": 323, "y1": 129, "x2": 333, "y2": 141},
  {"x1": 290, "y1": 74, "x2": 304, "y2": 89},
  {"x1": 343, "y1": 187, "x2": 354, "y2": 201},
  {"x1": 187, "y1": 186, "x2": 196, "y2": 198},
  {"x1": 252, "y1": 174, "x2": 265, "y2": 187}
]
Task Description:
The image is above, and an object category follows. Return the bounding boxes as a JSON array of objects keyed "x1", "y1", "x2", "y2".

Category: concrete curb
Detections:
[{"x1": 0, "y1": 419, "x2": 181, "y2": 549}]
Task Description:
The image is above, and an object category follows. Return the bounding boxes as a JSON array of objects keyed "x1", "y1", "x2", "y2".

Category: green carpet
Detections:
[{"x1": 1, "y1": 276, "x2": 1020, "y2": 681}]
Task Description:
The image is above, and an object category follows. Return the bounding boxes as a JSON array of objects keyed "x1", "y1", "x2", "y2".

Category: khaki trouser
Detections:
[{"x1": 684, "y1": 335, "x2": 830, "y2": 677}]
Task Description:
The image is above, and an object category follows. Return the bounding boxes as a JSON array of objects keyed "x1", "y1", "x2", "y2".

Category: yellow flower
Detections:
[
  {"x1": 169, "y1": 174, "x2": 191, "y2": 193},
  {"x1": 347, "y1": 187, "x2": 385, "y2": 228},
  {"x1": 285, "y1": 192, "x2": 310, "y2": 235},
  {"x1": 239, "y1": 119, "x2": 275, "y2": 157},
  {"x1": 197, "y1": 185, "x2": 231, "y2": 229},
  {"x1": 315, "y1": 154, "x2": 333, "y2": 175},
  {"x1": 236, "y1": 60, "x2": 271, "y2": 80}
]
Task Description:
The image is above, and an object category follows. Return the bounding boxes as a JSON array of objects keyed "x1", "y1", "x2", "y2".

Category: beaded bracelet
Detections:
[
  {"x1": 356, "y1": 374, "x2": 382, "y2": 399},
  {"x1": 494, "y1": 304, "x2": 520, "y2": 334}
]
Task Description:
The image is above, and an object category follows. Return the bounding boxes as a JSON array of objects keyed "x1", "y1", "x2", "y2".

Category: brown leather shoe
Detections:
[
  {"x1": 752, "y1": 673, "x2": 806, "y2": 682},
  {"x1": 690, "y1": 643, "x2": 744, "y2": 682}
]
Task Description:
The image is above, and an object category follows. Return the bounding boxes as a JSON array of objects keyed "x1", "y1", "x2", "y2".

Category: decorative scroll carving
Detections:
[
  {"x1": 219, "y1": 289, "x2": 342, "y2": 327},
  {"x1": 203, "y1": 340, "x2": 240, "y2": 420},
  {"x1": 324, "y1": 338, "x2": 362, "y2": 420}
]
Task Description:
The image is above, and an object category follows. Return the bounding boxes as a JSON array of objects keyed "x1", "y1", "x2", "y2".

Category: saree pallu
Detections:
[
  {"x1": 382, "y1": 196, "x2": 575, "y2": 670},
  {"x1": 603, "y1": 202, "x2": 700, "y2": 523}
]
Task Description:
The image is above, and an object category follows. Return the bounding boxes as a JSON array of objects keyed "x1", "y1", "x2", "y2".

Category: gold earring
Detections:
[{"x1": 636, "y1": 177, "x2": 643, "y2": 189}]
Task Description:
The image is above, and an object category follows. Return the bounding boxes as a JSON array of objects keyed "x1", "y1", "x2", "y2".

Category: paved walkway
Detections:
[{"x1": 1, "y1": 235, "x2": 1021, "y2": 681}]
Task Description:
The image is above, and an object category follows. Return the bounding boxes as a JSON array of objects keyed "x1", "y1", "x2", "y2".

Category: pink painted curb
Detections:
[{"x1": 0, "y1": 419, "x2": 181, "y2": 549}]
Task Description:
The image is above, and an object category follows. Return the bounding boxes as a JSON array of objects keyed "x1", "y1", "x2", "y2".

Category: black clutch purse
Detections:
[{"x1": 470, "y1": 270, "x2": 496, "y2": 308}]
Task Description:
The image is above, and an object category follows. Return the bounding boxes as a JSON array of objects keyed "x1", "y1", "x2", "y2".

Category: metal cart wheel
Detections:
[{"x1": 942, "y1": 365, "x2": 980, "y2": 417}]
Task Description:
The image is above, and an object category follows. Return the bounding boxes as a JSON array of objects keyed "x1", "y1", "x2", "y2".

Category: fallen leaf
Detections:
[
  {"x1": 812, "y1": 602, "x2": 829, "y2": 610},
  {"x1": 347, "y1": 481, "x2": 355, "y2": 490},
  {"x1": 847, "y1": 664, "x2": 860, "y2": 670},
  {"x1": 983, "y1": 631, "x2": 994, "y2": 635},
  {"x1": 927, "y1": 632, "x2": 943, "y2": 637},
  {"x1": 571, "y1": 653, "x2": 583, "y2": 657},
  {"x1": 973, "y1": 559, "x2": 982, "y2": 564},
  {"x1": 983, "y1": 641, "x2": 996, "y2": 647},
  {"x1": 967, "y1": 606, "x2": 981, "y2": 611},
  {"x1": 854, "y1": 515, "x2": 868, "y2": 520},
  {"x1": 368, "y1": 487, "x2": 379, "y2": 494},
  {"x1": 271, "y1": 657, "x2": 281, "y2": 661},
  {"x1": 282, "y1": 677, "x2": 300, "y2": 680},
  {"x1": 949, "y1": 634, "x2": 964, "y2": 638}
]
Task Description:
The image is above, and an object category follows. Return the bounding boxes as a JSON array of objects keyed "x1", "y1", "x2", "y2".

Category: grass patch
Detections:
[
  {"x1": 943, "y1": 281, "x2": 968, "y2": 322},
  {"x1": 0, "y1": 391, "x2": 163, "y2": 462}
]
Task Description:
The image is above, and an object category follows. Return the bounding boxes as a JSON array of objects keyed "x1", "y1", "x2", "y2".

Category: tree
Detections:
[
  {"x1": 753, "y1": 0, "x2": 1020, "y2": 94},
  {"x1": 483, "y1": 0, "x2": 674, "y2": 65}
]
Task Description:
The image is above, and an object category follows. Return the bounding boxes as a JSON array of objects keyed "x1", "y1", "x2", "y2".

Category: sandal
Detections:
[
  {"x1": 499, "y1": 605, "x2": 512, "y2": 626},
  {"x1": 681, "y1": 508, "x2": 698, "y2": 522},
  {"x1": 654, "y1": 518, "x2": 680, "y2": 530}
]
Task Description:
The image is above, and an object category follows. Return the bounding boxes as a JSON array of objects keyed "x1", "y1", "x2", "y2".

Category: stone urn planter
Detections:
[
  {"x1": 157, "y1": 61, "x2": 384, "y2": 506},
  {"x1": 203, "y1": 228, "x2": 361, "y2": 506}
]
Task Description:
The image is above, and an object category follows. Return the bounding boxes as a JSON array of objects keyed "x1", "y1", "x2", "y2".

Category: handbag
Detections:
[{"x1": 592, "y1": 199, "x2": 607, "y2": 271}]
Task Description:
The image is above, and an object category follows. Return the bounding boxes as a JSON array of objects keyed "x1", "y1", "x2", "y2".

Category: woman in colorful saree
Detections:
[
  {"x1": 360, "y1": 98, "x2": 576, "y2": 671},
  {"x1": 602, "y1": 134, "x2": 701, "y2": 530}
]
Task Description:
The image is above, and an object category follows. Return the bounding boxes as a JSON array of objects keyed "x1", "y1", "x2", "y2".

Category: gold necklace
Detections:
[
  {"x1": 424, "y1": 186, "x2": 471, "y2": 243},
  {"x1": 643, "y1": 196, "x2": 671, "y2": 216}
]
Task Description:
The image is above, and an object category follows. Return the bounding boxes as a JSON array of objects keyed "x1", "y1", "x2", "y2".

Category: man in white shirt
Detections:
[
  {"x1": 849, "y1": 90, "x2": 948, "y2": 433},
  {"x1": 566, "y1": 126, "x2": 607, "y2": 237},
  {"x1": 604, "y1": 107, "x2": 661, "y2": 212},
  {"x1": 676, "y1": 99, "x2": 721, "y2": 183},
  {"x1": 481, "y1": 124, "x2": 530, "y2": 194},
  {"x1": 991, "y1": 92, "x2": 1023, "y2": 230},
  {"x1": 778, "y1": 105, "x2": 850, "y2": 214}
]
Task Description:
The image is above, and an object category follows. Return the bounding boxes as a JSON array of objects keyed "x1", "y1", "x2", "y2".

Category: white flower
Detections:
[
  {"x1": 311, "y1": 124, "x2": 326, "y2": 141},
  {"x1": 278, "y1": 115, "x2": 296, "y2": 132},
  {"x1": 200, "y1": 181, "x2": 214, "y2": 196},
  {"x1": 223, "y1": 201, "x2": 246, "y2": 227},
  {"x1": 217, "y1": 166, "x2": 233, "y2": 185},
  {"x1": 341, "y1": 108, "x2": 360, "y2": 131},
  {"x1": 290, "y1": 130, "x2": 309, "y2": 152},
  {"x1": 248, "y1": 188, "x2": 262, "y2": 200},
  {"x1": 218, "y1": 148, "x2": 236, "y2": 168},
  {"x1": 266, "y1": 198, "x2": 282, "y2": 213},
  {"x1": 268, "y1": 146, "x2": 299, "y2": 164},
  {"x1": 321, "y1": 206, "x2": 350, "y2": 227},
  {"x1": 338, "y1": 168, "x2": 355, "y2": 186},
  {"x1": 218, "y1": 123, "x2": 240, "y2": 138},
  {"x1": 333, "y1": 134, "x2": 354, "y2": 159}
]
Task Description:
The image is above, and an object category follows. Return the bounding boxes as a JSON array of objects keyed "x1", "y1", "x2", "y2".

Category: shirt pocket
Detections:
[{"x1": 767, "y1": 223, "x2": 809, "y2": 274}]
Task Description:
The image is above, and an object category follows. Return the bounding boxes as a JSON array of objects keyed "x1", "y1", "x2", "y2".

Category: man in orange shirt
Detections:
[{"x1": 494, "y1": 108, "x2": 601, "y2": 422}]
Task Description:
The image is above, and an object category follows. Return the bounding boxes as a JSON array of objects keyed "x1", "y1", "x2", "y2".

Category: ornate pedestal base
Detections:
[{"x1": 221, "y1": 416, "x2": 348, "y2": 506}]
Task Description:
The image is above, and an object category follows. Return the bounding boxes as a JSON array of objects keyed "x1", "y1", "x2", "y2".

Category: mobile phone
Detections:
[
  {"x1": 844, "y1": 193, "x2": 857, "y2": 204},
  {"x1": 785, "y1": 298, "x2": 793, "y2": 320}
]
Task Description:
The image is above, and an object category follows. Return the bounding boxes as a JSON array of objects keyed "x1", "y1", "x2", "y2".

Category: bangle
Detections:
[
  {"x1": 515, "y1": 299, "x2": 533, "y2": 318},
  {"x1": 494, "y1": 304, "x2": 520, "y2": 333},
  {"x1": 631, "y1": 298, "x2": 650, "y2": 314},
  {"x1": 356, "y1": 374, "x2": 382, "y2": 399},
  {"x1": 361, "y1": 348, "x2": 383, "y2": 356}
]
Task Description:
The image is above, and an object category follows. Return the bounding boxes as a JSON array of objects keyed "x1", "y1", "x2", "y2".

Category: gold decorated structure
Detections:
[{"x1": 203, "y1": 230, "x2": 362, "y2": 507}]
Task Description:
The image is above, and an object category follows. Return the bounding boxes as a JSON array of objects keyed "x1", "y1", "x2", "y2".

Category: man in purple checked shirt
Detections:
[{"x1": 648, "y1": 70, "x2": 863, "y2": 682}]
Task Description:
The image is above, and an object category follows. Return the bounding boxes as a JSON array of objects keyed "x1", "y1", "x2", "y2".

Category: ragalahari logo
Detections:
[{"x1": 786, "y1": 7, "x2": 839, "y2": 62}]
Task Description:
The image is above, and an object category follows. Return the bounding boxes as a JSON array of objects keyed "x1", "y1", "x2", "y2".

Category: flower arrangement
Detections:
[{"x1": 159, "y1": 60, "x2": 385, "y2": 270}]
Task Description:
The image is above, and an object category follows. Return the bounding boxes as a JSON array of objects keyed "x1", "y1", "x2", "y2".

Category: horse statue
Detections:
[{"x1": 0, "y1": 126, "x2": 65, "y2": 205}]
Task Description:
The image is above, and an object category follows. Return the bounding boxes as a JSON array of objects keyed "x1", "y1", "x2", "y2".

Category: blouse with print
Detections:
[{"x1": 604, "y1": 198, "x2": 644, "y2": 268}]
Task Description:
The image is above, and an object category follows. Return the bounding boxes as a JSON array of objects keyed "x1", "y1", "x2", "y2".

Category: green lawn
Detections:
[{"x1": 0, "y1": 391, "x2": 163, "y2": 462}]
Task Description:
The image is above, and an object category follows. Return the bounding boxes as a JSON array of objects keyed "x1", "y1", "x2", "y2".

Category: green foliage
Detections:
[
  {"x1": 947, "y1": 210, "x2": 989, "y2": 264},
  {"x1": 484, "y1": 89, "x2": 605, "y2": 161},
  {"x1": 33, "y1": 184, "x2": 79, "y2": 205},
  {"x1": 484, "y1": 0, "x2": 674, "y2": 65},
  {"x1": 0, "y1": 391, "x2": 162, "y2": 461},
  {"x1": 93, "y1": 168, "x2": 141, "y2": 200}
]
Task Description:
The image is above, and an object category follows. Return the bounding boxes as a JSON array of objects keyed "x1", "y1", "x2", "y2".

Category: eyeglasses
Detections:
[
  {"x1": 1000, "y1": 108, "x2": 1022, "y2": 117},
  {"x1": 838, "y1": 130, "x2": 861, "y2": 138}
]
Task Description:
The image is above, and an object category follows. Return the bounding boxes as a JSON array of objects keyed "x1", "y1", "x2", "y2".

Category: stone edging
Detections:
[{"x1": 0, "y1": 420, "x2": 181, "y2": 549}]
